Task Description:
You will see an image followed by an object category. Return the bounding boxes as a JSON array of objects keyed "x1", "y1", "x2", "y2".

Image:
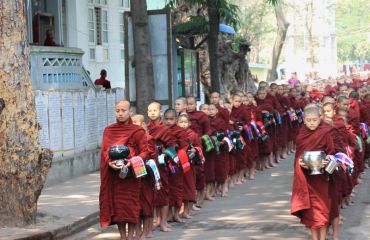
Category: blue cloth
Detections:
[{"x1": 219, "y1": 23, "x2": 236, "y2": 35}]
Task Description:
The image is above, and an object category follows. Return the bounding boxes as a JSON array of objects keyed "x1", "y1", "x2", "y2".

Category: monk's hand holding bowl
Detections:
[
  {"x1": 108, "y1": 160, "x2": 124, "y2": 170},
  {"x1": 322, "y1": 157, "x2": 330, "y2": 168},
  {"x1": 229, "y1": 120, "x2": 234, "y2": 125},
  {"x1": 298, "y1": 158, "x2": 309, "y2": 169}
]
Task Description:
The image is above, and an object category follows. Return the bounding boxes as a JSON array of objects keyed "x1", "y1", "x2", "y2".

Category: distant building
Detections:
[{"x1": 284, "y1": 0, "x2": 338, "y2": 80}]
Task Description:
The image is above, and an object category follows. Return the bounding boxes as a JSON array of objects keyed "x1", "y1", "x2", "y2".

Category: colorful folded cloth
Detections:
[
  {"x1": 177, "y1": 149, "x2": 191, "y2": 173},
  {"x1": 129, "y1": 156, "x2": 147, "y2": 178},
  {"x1": 211, "y1": 136, "x2": 220, "y2": 154},
  {"x1": 146, "y1": 159, "x2": 161, "y2": 190},
  {"x1": 202, "y1": 134, "x2": 214, "y2": 152}
]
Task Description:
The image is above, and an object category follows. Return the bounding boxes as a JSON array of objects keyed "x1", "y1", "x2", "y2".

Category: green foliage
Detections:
[
  {"x1": 173, "y1": 16, "x2": 209, "y2": 36},
  {"x1": 336, "y1": 0, "x2": 370, "y2": 64}
]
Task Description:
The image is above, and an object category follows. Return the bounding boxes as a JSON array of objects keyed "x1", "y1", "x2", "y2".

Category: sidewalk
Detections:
[{"x1": 0, "y1": 172, "x2": 100, "y2": 240}]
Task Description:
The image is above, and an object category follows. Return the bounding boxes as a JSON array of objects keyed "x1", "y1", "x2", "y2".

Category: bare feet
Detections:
[
  {"x1": 181, "y1": 213, "x2": 193, "y2": 219},
  {"x1": 192, "y1": 205, "x2": 201, "y2": 211},
  {"x1": 160, "y1": 226, "x2": 172, "y2": 232},
  {"x1": 172, "y1": 217, "x2": 185, "y2": 223},
  {"x1": 205, "y1": 196, "x2": 215, "y2": 201}
]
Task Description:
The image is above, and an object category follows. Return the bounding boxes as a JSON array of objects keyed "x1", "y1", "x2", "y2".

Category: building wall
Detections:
[{"x1": 64, "y1": 0, "x2": 168, "y2": 89}]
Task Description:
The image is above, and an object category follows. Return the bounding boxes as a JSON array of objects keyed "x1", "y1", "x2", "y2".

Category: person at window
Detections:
[
  {"x1": 95, "y1": 69, "x2": 111, "y2": 89},
  {"x1": 44, "y1": 29, "x2": 57, "y2": 46}
]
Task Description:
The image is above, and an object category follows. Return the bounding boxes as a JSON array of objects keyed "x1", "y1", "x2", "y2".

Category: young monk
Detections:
[
  {"x1": 244, "y1": 92, "x2": 259, "y2": 179},
  {"x1": 291, "y1": 105, "x2": 335, "y2": 240},
  {"x1": 208, "y1": 104, "x2": 229, "y2": 196},
  {"x1": 210, "y1": 92, "x2": 231, "y2": 194},
  {"x1": 163, "y1": 109, "x2": 189, "y2": 223},
  {"x1": 255, "y1": 87, "x2": 275, "y2": 170},
  {"x1": 175, "y1": 97, "x2": 188, "y2": 115},
  {"x1": 147, "y1": 102, "x2": 175, "y2": 232},
  {"x1": 99, "y1": 100, "x2": 149, "y2": 240},
  {"x1": 199, "y1": 103, "x2": 209, "y2": 115},
  {"x1": 186, "y1": 97, "x2": 211, "y2": 208},
  {"x1": 132, "y1": 114, "x2": 157, "y2": 239},
  {"x1": 230, "y1": 92, "x2": 250, "y2": 185},
  {"x1": 176, "y1": 114, "x2": 199, "y2": 218}
]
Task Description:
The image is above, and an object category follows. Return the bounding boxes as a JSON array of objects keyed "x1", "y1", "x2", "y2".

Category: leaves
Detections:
[
  {"x1": 336, "y1": 0, "x2": 370, "y2": 63},
  {"x1": 173, "y1": 16, "x2": 209, "y2": 36}
]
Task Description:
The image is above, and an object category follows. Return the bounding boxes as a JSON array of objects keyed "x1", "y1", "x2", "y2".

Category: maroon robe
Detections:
[
  {"x1": 275, "y1": 93, "x2": 291, "y2": 148},
  {"x1": 99, "y1": 120, "x2": 149, "y2": 227},
  {"x1": 182, "y1": 128, "x2": 199, "y2": 202},
  {"x1": 168, "y1": 125, "x2": 188, "y2": 207},
  {"x1": 140, "y1": 135, "x2": 157, "y2": 217},
  {"x1": 244, "y1": 104, "x2": 259, "y2": 164},
  {"x1": 267, "y1": 93, "x2": 285, "y2": 152},
  {"x1": 147, "y1": 120, "x2": 176, "y2": 207},
  {"x1": 216, "y1": 105, "x2": 230, "y2": 181},
  {"x1": 187, "y1": 110, "x2": 211, "y2": 190},
  {"x1": 290, "y1": 123, "x2": 335, "y2": 228}
]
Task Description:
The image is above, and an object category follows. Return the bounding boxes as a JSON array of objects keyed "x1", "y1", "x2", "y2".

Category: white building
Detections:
[
  {"x1": 283, "y1": 0, "x2": 338, "y2": 80},
  {"x1": 25, "y1": 0, "x2": 168, "y2": 89}
]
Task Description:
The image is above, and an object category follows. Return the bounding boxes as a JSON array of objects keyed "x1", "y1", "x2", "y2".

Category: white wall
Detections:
[{"x1": 66, "y1": 0, "x2": 126, "y2": 89}]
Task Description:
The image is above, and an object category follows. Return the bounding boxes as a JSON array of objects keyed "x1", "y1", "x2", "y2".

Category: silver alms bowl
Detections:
[{"x1": 302, "y1": 151, "x2": 326, "y2": 175}]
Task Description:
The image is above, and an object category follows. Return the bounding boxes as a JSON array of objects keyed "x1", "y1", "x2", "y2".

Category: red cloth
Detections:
[
  {"x1": 290, "y1": 123, "x2": 335, "y2": 228},
  {"x1": 147, "y1": 120, "x2": 175, "y2": 207},
  {"x1": 168, "y1": 125, "x2": 188, "y2": 207},
  {"x1": 275, "y1": 93, "x2": 290, "y2": 147},
  {"x1": 215, "y1": 105, "x2": 230, "y2": 180},
  {"x1": 95, "y1": 78, "x2": 111, "y2": 89},
  {"x1": 99, "y1": 120, "x2": 149, "y2": 227},
  {"x1": 289, "y1": 96, "x2": 301, "y2": 142}
]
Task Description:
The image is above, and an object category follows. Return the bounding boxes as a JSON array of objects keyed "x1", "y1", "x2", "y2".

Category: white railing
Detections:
[{"x1": 30, "y1": 46, "x2": 96, "y2": 90}]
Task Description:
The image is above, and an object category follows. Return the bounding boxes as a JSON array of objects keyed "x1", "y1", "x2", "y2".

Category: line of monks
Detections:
[{"x1": 99, "y1": 79, "x2": 370, "y2": 240}]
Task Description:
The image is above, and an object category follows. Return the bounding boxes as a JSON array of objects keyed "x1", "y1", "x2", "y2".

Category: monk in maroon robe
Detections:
[
  {"x1": 230, "y1": 93, "x2": 250, "y2": 186},
  {"x1": 255, "y1": 87, "x2": 275, "y2": 169},
  {"x1": 291, "y1": 106, "x2": 335, "y2": 240},
  {"x1": 187, "y1": 97, "x2": 211, "y2": 207},
  {"x1": 210, "y1": 92, "x2": 231, "y2": 196},
  {"x1": 164, "y1": 109, "x2": 188, "y2": 223},
  {"x1": 147, "y1": 102, "x2": 176, "y2": 232},
  {"x1": 99, "y1": 101, "x2": 149, "y2": 240},
  {"x1": 132, "y1": 114, "x2": 157, "y2": 239},
  {"x1": 177, "y1": 114, "x2": 199, "y2": 219}
]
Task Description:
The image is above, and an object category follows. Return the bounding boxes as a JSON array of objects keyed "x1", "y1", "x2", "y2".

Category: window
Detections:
[
  {"x1": 102, "y1": 10, "x2": 108, "y2": 43},
  {"x1": 89, "y1": 48, "x2": 95, "y2": 60},
  {"x1": 95, "y1": 8, "x2": 102, "y2": 45},
  {"x1": 121, "y1": 0, "x2": 130, "y2": 9},
  {"x1": 104, "y1": 48, "x2": 109, "y2": 61},
  {"x1": 120, "y1": 49, "x2": 124, "y2": 60},
  {"x1": 119, "y1": 12, "x2": 124, "y2": 44},
  {"x1": 88, "y1": 8, "x2": 95, "y2": 43}
]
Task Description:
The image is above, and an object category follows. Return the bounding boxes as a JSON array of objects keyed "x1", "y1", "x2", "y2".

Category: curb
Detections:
[{"x1": 15, "y1": 211, "x2": 99, "y2": 240}]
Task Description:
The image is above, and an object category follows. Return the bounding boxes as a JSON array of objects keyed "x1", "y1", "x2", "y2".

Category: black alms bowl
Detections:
[{"x1": 109, "y1": 145, "x2": 130, "y2": 160}]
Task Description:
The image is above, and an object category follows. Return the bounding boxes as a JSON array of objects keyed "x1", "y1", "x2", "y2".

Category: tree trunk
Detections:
[
  {"x1": 130, "y1": 0, "x2": 154, "y2": 114},
  {"x1": 0, "y1": 0, "x2": 53, "y2": 227},
  {"x1": 267, "y1": 4, "x2": 289, "y2": 82},
  {"x1": 207, "y1": 0, "x2": 220, "y2": 93}
]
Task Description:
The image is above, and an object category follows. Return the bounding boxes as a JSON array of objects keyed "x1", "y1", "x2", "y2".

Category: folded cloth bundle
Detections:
[
  {"x1": 177, "y1": 149, "x2": 191, "y2": 173},
  {"x1": 211, "y1": 136, "x2": 220, "y2": 154},
  {"x1": 146, "y1": 159, "x2": 161, "y2": 190},
  {"x1": 202, "y1": 135, "x2": 214, "y2": 152},
  {"x1": 130, "y1": 156, "x2": 147, "y2": 178}
]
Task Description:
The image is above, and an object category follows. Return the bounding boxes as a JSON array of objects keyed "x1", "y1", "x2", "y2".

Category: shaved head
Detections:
[
  {"x1": 148, "y1": 101, "x2": 161, "y2": 111},
  {"x1": 116, "y1": 100, "x2": 131, "y2": 109},
  {"x1": 132, "y1": 114, "x2": 144, "y2": 123}
]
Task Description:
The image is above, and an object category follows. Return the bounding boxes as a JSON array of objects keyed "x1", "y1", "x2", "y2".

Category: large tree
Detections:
[
  {"x1": 130, "y1": 0, "x2": 155, "y2": 114},
  {"x1": 267, "y1": 2, "x2": 289, "y2": 82},
  {"x1": 0, "y1": 0, "x2": 53, "y2": 227}
]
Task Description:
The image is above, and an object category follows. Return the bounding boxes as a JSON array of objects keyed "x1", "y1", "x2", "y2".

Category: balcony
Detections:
[{"x1": 30, "y1": 46, "x2": 95, "y2": 91}]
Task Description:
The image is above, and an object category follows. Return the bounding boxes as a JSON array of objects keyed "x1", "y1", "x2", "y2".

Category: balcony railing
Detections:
[{"x1": 30, "y1": 46, "x2": 96, "y2": 91}]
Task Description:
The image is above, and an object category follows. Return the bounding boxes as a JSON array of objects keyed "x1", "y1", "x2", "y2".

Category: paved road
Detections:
[{"x1": 67, "y1": 154, "x2": 370, "y2": 240}]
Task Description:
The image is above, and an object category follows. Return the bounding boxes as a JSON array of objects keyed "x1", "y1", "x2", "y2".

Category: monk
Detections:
[
  {"x1": 147, "y1": 102, "x2": 175, "y2": 232},
  {"x1": 210, "y1": 92, "x2": 230, "y2": 195},
  {"x1": 99, "y1": 100, "x2": 149, "y2": 240},
  {"x1": 255, "y1": 87, "x2": 275, "y2": 169},
  {"x1": 176, "y1": 114, "x2": 198, "y2": 219},
  {"x1": 163, "y1": 108, "x2": 189, "y2": 223},
  {"x1": 276, "y1": 84, "x2": 292, "y2": 158},
  {"x1": 175, "y1": 97, "x2": 188, "y2": 115},
  {"x1": 132, "y1": 114, "x2": 157, "y2": 239},
  {"x1": 244, "y1": 92, "x2": 259, "y2": 179},
  {"x1": 186, "y1": 97, "x2": 211, "y2": 207},
  {"x1": 291, "y1": 106, "x2": 334, "y2": 240},
  {"x1": 199, "y1": 103, "x2": 209, "y2": 115}
]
